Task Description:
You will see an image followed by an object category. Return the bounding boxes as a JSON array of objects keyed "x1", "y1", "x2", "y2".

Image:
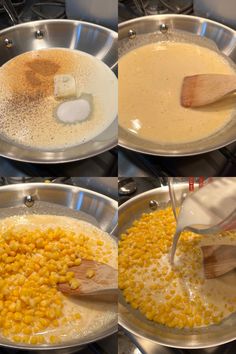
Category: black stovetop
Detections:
[
  {"x1": 0, "y1": 0, "x2": 66, "y2": 29},
  {"x1": 0, "y1": 335, "x2": 117, "y2": 354},
  {"x1": 0, "y1": 149, "x2": 118, "y2": 177}
]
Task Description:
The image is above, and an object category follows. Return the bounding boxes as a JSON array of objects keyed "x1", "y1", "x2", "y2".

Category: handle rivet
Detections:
[
  {"x1": 24, "y1": 195, "x2": 34, "y2": 208},
  {"x1": 4, "y1": 38, "x2": 13, "y2": 48},
  {"x1": 35, "y1": 30, "x2": 44, "y2": 39},
  {"x1": 149, "y1": 200, "x2": 159, "y2": 210},
  {"x1": 128, "y1": 29, "x2": 136, "y2": 39},
  {"x1": 160, "y1": 23, "x2": 168, "y2": 33}
]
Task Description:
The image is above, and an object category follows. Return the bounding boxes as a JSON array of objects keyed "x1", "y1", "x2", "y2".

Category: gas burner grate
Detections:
[
  {"x1": 0, "y1": 0, "x2": 25, "y2": 13},
  {"x1": 31, "y1": 0, "x2": 65, "y2": 20},
  {"x1": 0, "y1": 177, "x2": 72, "y2": 185},
  {"x1": 119, "y1": 0, "x2": 193, "y2": 18}
]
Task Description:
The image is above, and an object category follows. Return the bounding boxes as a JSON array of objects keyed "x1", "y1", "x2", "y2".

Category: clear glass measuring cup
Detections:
[
  {"x1": 168, "y1": 177, "x2": 236, "y2": 235},
  {"x1": 168, "y1": 177, "x2": 236, "y2": 264}
]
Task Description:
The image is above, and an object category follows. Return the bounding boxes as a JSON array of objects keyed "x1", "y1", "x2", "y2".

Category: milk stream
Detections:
[{"x1": 170, "y1": 177, "x2": 236, "y2": 264}]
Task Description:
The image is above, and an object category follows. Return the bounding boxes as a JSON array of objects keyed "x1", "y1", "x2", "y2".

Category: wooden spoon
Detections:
[
  {"x1": 181, "y1": 74, "x2": 236, "y2": 107},
  {"x1": 58, "y1": 259, "x2": 117, "y2": 302},
  {"x1": 201, "y1": 244, "x2": 236, "y2": 279}
]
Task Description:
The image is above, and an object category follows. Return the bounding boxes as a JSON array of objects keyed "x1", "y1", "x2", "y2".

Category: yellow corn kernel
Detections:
[
  {"x1": 12, "y1": 335, "x2": 22, "y2": 343},
  {"x1": 97, "y1": 240, "x2": 104, "y2": 246},
  {"x1": 23, "y1": 315, "x2": 33, "y2": 325},
  {"x1": 30, "y1": 336, "x2": 38, "y2": 345},
  {"x1": 66, "y1": 271, "x2": 75, "y2": 280},
  {"x1": 74, "y1": 258, "x2": 82, "y2": 266},
  {"x1": 0, "y1": 279, "x2": 4, "y2": 289},
  {"x1": 86, "y1": 269, "x2": 95, "y2": 279},
  {"x1": 52, "y1": 319, "x2": 59, "y2": 327},
  {"x1": 39, "y1": 318, "x2": 50, "y2": 329},
  {"x1": 59, "y1": 276, "x2": 67, "y2": 283},
  {"x1": 54, "y1": 298, "x2": 62, "y2": 305},
  {"x1": 165, "y1": 294, "x2": 172, "y2": 300},
  {"x1": 13, "y1": 324, "x2": 22, "y2": 333},
  {"x1": 36, "y1": 335, "x2": 45, "y2": 344},
  {"x1": 3, "y1": 329, "x2": 9, "y2": 336},
  {"x1": 22, "y1": 327, "x2": 32, "y2": 335},
  {"x1": 74, "y1": 313, "x2": 81, "y2": 320},
  {"x1": 69, "y1": 279, "x2": 80, "y2": 290},
  {"x1": 40, "y1": 299, "x2": 50, "y2": 307},
  {"x1": 62, "y1": 317, "x2": 69, "y2": 324},
  {"x1": 47, "y1": 309, "x2": 56, "y2": 320},
  {"x1": 8, "y1": 302, "x2": 16, "y2": 312},
  {"x1": 14, "y1": 312, "x2": 22, "y2": 321},
  {"x1": 4, "y1": 319, "x2": 12, "y2": 328},
  {"x1": 49, "y1": 335, "x2": 60, "y2": 344}
]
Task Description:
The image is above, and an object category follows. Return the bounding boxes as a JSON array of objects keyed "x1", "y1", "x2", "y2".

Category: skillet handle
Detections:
[{"x1": 1, "y1": 0, "x2": 20, "y2": 25}]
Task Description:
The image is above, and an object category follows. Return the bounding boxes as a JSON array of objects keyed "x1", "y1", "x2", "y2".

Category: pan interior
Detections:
[
  {"x1": 0, "y1": 201, "x2": 100, "y2": 227},
  {"x1": 0, "y1": 200, "x2": 117, "y2": 349},
  {"x1": 118, "y1": 185, "x2": 236, "y2": 348},
  {"x1": 0, "y1": 48, "x2": 117, "y2": 152},
  {"x1": 118, "y1": 23, "x2": 236, "y2": 156}
]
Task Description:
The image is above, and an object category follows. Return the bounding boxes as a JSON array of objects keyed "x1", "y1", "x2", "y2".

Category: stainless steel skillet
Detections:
[
  {"x1": 118, "y1": 184, "x2": 236, "y2": 349},
  {"x1": 0, "y1": 19, "x2": 117, "y2": 164},
  {"x1": 0, "y1": 182, "x2": 118, "y2": 352},
  {"x1": 119, "y1": 14, "x2": 236, "y2": 157}
]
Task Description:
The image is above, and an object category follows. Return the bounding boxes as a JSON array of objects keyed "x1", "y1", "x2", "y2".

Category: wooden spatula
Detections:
[
  {"x1": 201, "y1": 244, "x2": 236, "y2": 279},
  {"x1": 181, "y1": 74, "x2": 236, "y2": 107},
  {"x1": 58, "y1": 259, "x2": 117, "y2": 302}
]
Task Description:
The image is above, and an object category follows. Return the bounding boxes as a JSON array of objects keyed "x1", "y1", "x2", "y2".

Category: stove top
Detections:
[
  {"x1": 0, "y1": 0, "x2": 66, "y2": 29},
  {"x1": 0, "y1": 148, "x2": 118, "y2": 177},
  {"x1": 119, "y1": 144, "x2": 236, "y2": 177},
  {"x1": 121, "y1": 332, "x2": 236, "y2": 354},
  {"x1": 0, "y1": 334, "x2": 117, "y2": 354},
  {"x1": 119, "y1": 0, "x2": 193, "y2": 21}
]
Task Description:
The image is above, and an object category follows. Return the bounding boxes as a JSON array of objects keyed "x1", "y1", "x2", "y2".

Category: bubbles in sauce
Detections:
[
  {"x1": 119, "y1": 42, "x2": 236, "y2": 144},
  {"x1": 0, "y1": 49, "x2": 117, "y2": 150},
  {"x1": 119, "y1": 207, "x2": 236, "y2": 329},
  {"x1": 0, "y1": 215, "x2": 117, "y2": 345}
]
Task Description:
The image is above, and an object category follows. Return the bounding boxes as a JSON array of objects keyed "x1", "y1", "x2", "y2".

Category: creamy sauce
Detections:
[
  {"x1": 119, "y1": 42, "x2": 236, "y2": 144},
  {"x1": 171, "y1": 177, "x2": 236, "y2": 263},
  {"x1": 0, "y1": 215, "x2": 117, "y2": 344},
  {"x1": 0, "y1": 49, "x2": 117, "y2": 150},
  {"x1": 119, "y1": 207, "x2": 236, "y2": 328}
]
